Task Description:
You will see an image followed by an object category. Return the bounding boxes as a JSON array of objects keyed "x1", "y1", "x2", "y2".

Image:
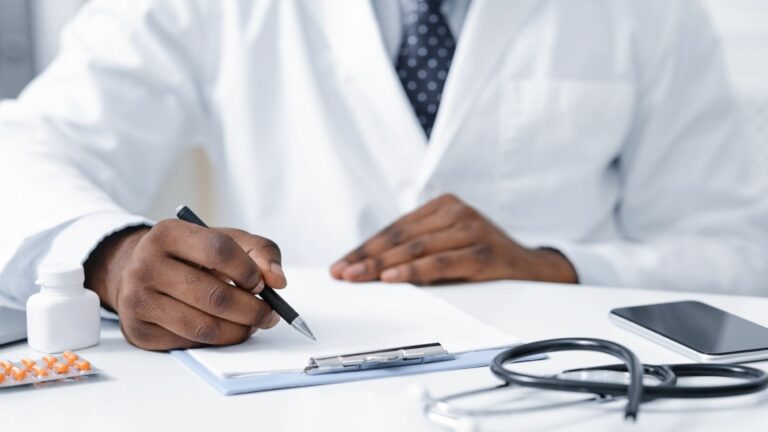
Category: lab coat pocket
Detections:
[{"x1": 496, "y1": 80, "x2": 635, "y2": 233}]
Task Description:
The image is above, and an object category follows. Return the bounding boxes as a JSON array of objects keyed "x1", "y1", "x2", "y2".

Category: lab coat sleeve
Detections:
[
  {"x1": 549, "y1": 0, "x2": 768, "y2": 295},
  {"x1": 0, "y1": 0, "x2": 209, "y2": 306}
]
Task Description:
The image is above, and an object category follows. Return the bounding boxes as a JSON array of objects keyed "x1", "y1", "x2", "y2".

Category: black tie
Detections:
[{"x1": 395, "y1": 0, "x2": 456, "y2": 138}]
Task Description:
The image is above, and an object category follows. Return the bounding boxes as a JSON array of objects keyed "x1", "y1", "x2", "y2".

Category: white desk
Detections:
[{"x1": 2, "y1": 279, "x2": 768, "y2": 431}]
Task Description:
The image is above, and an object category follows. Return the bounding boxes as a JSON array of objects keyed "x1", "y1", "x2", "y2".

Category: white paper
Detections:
[{"x1": 186, "y1": 268, "x2": 517, "y2": 377}]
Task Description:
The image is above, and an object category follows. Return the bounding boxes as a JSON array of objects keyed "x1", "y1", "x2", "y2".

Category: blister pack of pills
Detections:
[{"x1": 0, "y1": 351, "x2": 99, "y2": 389}]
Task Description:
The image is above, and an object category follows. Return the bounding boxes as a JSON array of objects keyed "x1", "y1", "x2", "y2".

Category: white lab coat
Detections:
[{"x1": 1, "y1": 0, "x2": 767, "y2": 305}]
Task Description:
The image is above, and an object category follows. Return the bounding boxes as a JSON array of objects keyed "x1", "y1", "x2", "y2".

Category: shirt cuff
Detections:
[
  {"x1": 527, "y1": 240, "x2": 625, "y2": 288},
  {"x1": 40, "y1": 212, "x2": 153, "y2": 269}
]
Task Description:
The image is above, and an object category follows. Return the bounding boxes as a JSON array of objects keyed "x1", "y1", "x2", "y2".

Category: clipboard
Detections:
[
  {"x1": 170, "y1": 268, "x2": 542, "y2": 395},
  {"x1": 171, "y1": 343, "x2": 542, "y2": 395}
]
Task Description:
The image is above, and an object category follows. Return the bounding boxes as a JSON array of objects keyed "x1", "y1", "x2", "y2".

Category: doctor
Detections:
[{"x1": 0, "y1": 0, "x2": 766, "y2": 350}]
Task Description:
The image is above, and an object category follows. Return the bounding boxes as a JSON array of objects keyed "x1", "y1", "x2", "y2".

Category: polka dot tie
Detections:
[{"x1": 395, "y1": 0, "x2": 456, "y2": 138}]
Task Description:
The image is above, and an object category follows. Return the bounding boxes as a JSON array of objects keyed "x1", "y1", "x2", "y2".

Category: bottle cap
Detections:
[{"x1": 36, "y1": 263, "x2": 85, "y2": 287}]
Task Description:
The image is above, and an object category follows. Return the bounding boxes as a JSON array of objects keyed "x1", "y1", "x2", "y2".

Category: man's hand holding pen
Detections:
[{"x1": 84, "y1": 220, "x2": 286, "y2": 350}]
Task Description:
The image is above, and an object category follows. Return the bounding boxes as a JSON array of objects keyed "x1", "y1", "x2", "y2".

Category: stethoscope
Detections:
[{"x1": 422, "y1": 338, "x2": 768, "y2": 428}]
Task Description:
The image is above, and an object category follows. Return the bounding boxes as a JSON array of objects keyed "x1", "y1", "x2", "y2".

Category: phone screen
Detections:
[{"x1": 612, "y1": 301, "x2": 768, "y2": 355}]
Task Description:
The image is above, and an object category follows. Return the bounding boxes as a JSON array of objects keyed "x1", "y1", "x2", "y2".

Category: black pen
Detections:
[{"x1": 175, "y1": 205, "x2": 316, "y2": 341}]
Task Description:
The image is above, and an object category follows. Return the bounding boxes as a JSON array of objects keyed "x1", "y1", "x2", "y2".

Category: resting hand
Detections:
[
  {"x1": 84, "y1": 220, "x2": 286, "y2": 350},
  {"x1": 330, "y1": 194, "x2": 577, "y2": 285}
]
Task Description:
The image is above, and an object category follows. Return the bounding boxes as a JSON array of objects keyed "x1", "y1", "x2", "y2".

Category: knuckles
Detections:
[
  {"x1": 201, "y1": 283, "x2": 231, "y2": 313},
  {"x1": 217, "y1": 228, "x2": 282, "y2": 262},
  {"x1": 117, "y1": 284, "x2": 156, "y2": 319},
  {"x1": 382, "y1": 224, "x2": 406, "y2": 246},
  {"x1": 212, "y1": 230, "x2": 263, "y2": 286},
  {"x1": 120, "y1": 319, "x2": 174, "y2": 351},
  {"x1": 471, "y1": 243, "x2": 494, "y2": 264},
  {"x1": 191, "y1": 318, "x2": 251, "y2": 345},
  {"x1": 437, "y1": 193, "x2": 461, "y2": 205},
  {"x1": 457, "y1": 219, "x2": 484, "y2": 237},
  {"x1": 124, "y1": 259, "x2": 155, "y2": 286},
  {"x1": 120, "y1": 320, "x2": 151, "y2": 348},
  {"x1": 432, "y1": 194, "x2": 479, "y2": 224},
  {"x1": 373, "y1": 257, "x2": 384, "y2": 273},
  {"x1": 206, "y1": 232, "x2": 239, "y2": 265},
  {"x1": 145, "y1": 219, "x2": 180, "y2": 246},
  {"x1": 120, "y1": 258, "x2": 161, "y2": 318},
  {"x1": 183, "y1": 272, "x2": 201, "y2": 286},
  {"x1": 189, "y1": 317, "x2": 221, "y2": 344},
  {"x1": 240, "y1": 265, "x2": 262, "y2": 289},
  {"x1": 259, "y1": 238, "x2": 282, "y2": 258},
  {"x1": 431, "y1": 254, "x2": 452, "y2": 271},
  {"x1": 407, "y1": 239, "x2": 426, "y2": 257},
  {"x1": 350, "y1": 245, "x2": 368, "y2": 261},
  {"x1": 450, "y1": 202, "x2": 477, "y2": 221}
]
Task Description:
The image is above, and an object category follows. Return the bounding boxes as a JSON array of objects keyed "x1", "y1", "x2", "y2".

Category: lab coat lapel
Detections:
[
  {"x1": 307, "y1": 0, "x2": 427, "y2": 165},
  {"x1": 419, "y1": 0, "x2": 541, "y2": 186}
]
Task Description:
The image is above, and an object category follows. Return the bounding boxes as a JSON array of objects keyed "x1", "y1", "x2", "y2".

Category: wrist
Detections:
[{"x1": 84, "y1": 226, "x2": 149, "y2": 313}]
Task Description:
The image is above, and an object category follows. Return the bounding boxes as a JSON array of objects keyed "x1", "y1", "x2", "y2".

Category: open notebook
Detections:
[{"x1": 174, "y1": 268, "x2": 528, "y2": 394}]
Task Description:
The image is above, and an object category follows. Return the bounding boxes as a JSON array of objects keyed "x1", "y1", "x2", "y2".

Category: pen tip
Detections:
[{"x1": 292, "y1": 317, "x2": 317, "y2": 342}]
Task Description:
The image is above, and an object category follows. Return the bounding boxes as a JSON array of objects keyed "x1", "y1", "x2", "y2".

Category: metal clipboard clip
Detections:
[{"x1": 304, "y1": 343, "x2": 455, "y2": 375}]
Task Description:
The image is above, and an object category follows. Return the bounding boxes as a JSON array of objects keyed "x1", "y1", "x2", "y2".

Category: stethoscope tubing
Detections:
[
  {"x1": 567, "y1": 363, "x2": 768, "y2": 399},
  {"x1": 490, "y1": 338, "x2": 768, "y2": 421},
  {"x1": 491, "y1": 338, "x2": 645, "y2": 420}
]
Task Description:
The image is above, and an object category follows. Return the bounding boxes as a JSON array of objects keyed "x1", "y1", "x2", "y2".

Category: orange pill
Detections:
[
  {"x1": 62, "y1": 351, "x2": 78, "y2": 365},
  {"x1": 74, "y1": 360, "x2": 92, "y2": 372},
  {"x1": 0, "y1": 360, "x2": 12, "y2": 375},
  {"x1": 42, "y1": 355, "x2": 57, "y2": 366},
  {"x1": 20, "y1": 358, "x2": 36, "y2": 371},
  {"x1": 31, "y1": 365, "x2": 49, "y2": 378},
  {"x1": 10, "y1": 366, "x2": 27, "y2": 381},
  {"x1": 53, "y1": 362, "x2": 70, "y2": 374}
]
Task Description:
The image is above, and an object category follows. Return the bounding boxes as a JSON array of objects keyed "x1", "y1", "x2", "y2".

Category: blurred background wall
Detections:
[
  {"x1": 702, "y1": 0, "x2": 768, "y2": 171},
  {"x1": 1, "y1": 0, "x2": 766, "y2": 223}
]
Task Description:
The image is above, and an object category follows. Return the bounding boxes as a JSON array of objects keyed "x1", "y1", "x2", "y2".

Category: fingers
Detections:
[
  {"x1": 339, "y1": 227, "x2": 476, "y2": 281},
  {"x1": 331, "y1": 194, "x2": 473, "y2": 279},
  {"x1": 330, "y1": 194, "x2": 529, "y2": 287},
  {"x1": 149, "y1": 259, "x2": 275, "y2": 328},
  {"x1": 147, "y1": 220, "x2": 262, "y2": 290},
  {"x1": 114, "y1": 220, "x2": 288, "y2": 351},
  {"x1": 134, "y1": 292, "x2": 257, "y2": 346},
  {"x1": 262, "y1": 310, "x2": 282, "y2": 329},
  {"x1": 218, "y1": 228, "x2": 287, "y2": 289},
  {"x1": 120, "y1": 320, "x2": 203, "y2": 351},
  {"x1": 122, "y1": 309, "x2": 279, "y2": 351},
  {"x1": 379, "y1": 245, "x2": 494, "y2": 285},
  {"x1": 331, "y1": 208, "x2": 455, "y2": 277}
]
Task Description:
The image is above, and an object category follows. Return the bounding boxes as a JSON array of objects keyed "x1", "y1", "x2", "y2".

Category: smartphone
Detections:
[{"x1": 610, "y1": 300, "x2": 768, "y2": 363}]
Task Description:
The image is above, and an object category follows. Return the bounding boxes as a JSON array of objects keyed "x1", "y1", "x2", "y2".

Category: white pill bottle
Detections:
[{"x1": 26, "y1": 263, "x2": 101, "y2": 353}]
